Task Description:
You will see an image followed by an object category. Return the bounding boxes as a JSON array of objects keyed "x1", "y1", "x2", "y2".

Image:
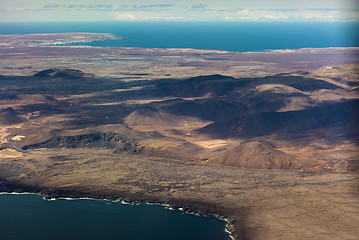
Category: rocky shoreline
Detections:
[
  {"x1": 1, "y1": 160, "x2": 358, "y2": 240},
  {"x1": 0, "y1": 184, "x2": 236, "y2": 240}
]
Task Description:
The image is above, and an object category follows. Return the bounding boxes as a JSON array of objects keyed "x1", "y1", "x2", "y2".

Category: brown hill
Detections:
[
  {"x1": 33, "y1": 68, "x2": 95, "y2": 78},
  {"x1": 212, "y1": 141, "x2": 306, "y2": 169},
  {"x1": 200, "y1": 99, "x2": 359, "y2": 139},
  {"x1": 154, "y1": 74, "x2": 241, "y2": 97},
  {"x1": 0, "y1": 107, "x2": 26, "y2": 125},
  {"x1": 154, "y1": 74, "x2": 341, "y2": 99},
  {"x1": 143, "y1": 73, "x2": 356, "y2": 140}
]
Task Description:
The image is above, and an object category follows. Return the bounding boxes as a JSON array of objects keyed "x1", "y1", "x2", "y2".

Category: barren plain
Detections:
[{"x1": 0, "y1": 33, "x2": 358, "y2": 240}]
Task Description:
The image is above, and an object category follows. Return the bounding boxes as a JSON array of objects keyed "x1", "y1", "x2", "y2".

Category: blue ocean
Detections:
[
  {"x1": 0, "y1": 194, "x2": 230, "y2": 240},
  {"x1": 0, "y1": 21, "x2": 358, "y2": 52}
]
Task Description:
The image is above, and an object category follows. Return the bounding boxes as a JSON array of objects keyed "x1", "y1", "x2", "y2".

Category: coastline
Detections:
[
  {"x1": 1, "y1": 165, "x2": 358, "y2": 240},
  {"x1": 0, "y1": 190, "x2": 235, "y2": 240}
]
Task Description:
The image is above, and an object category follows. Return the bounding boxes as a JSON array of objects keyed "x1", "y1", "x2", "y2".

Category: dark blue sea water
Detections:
[
  {"x1": 0, "y1": 21, "x2": 358, "y2": 52},
  {"x1": 0, "y1": 194, "x2": 230, "y2": 240}
]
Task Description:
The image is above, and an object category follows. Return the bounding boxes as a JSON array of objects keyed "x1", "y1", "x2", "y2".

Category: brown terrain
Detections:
[{"x1": 0, "y1": 33, "x2": 359, "y2": 240}]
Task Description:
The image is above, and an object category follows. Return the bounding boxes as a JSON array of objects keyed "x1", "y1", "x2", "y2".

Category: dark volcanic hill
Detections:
[
  {"x1": 154, "y1": 74, "x2": 242, "y2": 97},
  {"x1": 34, "y1": 68, "x2": 95, "y2": 78},
  {"x1": 149, "y1": 73, "x2": 358, "y2": 139},
  {"x1": 0, "y1": 107, "x2": 26, "y2": 125},
  {"x1": 199, "y1": 99, "x2": 359, "y2": 139},
  {"x1": 149, "y1": 70, "x2": 358, "y2": 170}
]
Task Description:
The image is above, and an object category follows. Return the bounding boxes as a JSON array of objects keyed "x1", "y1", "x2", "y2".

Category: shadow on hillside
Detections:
[{"x1": 1, "y1": 72, "x2": 358, "y2": 173}]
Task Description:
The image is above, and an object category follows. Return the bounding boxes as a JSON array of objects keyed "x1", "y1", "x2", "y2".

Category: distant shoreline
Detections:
[
  {"x1": 0, "y1": 21, "x2": 357, "y2": 52},
  {"x1": 1, "y1": 32, "x2": 358, "y2": 53}
]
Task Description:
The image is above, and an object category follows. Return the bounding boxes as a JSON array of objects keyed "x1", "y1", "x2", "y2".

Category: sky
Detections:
[{"x1": 0, "y1": 0, "x2": 358, "y2": 22}]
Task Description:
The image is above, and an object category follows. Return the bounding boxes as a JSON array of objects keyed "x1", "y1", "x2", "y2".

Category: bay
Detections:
[{"x1": 0, "y1": 194, "x2": 230, "y2": 240}]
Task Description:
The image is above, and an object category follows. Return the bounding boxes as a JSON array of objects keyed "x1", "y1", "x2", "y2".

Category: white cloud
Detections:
[
  {"x1": 237, "y1": 9, "x2": 249, "y2": 15},
  {"x1": 114, "y1": 11, "x2": 184, "y2": 21},
  {"x1": 233, "y1": 8, "x2": 359, "y2": 21},
  {"x1": 114, "y1": 12, "x2": 136, "y2": 20},
  {"x1": 2, "y1": 2, "x2": 358, "y2": 22},
  {"x1": 147, "y1": 16, "x2": 185, "y2": 20},
  {"x1": 263, "y1": 14, "x2": 288, "y2": 20}
]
